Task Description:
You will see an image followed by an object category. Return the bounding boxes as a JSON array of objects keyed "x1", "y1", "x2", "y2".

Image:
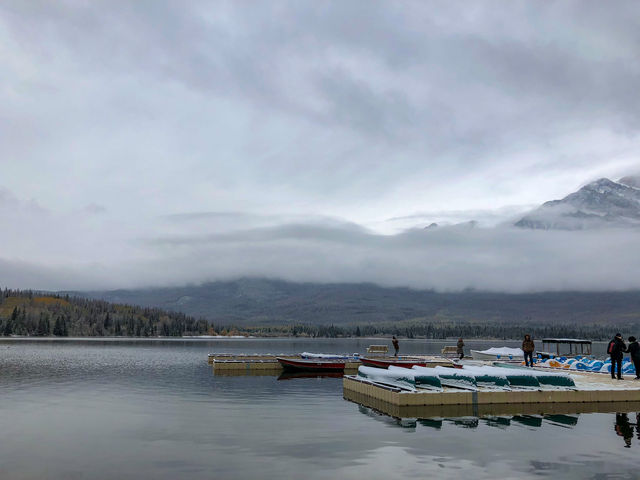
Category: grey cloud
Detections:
[
  {"x1": 2, "y1": 1, "x2": 640, "y2": 292},
  {"x1": 3, "y1": 217, "x2": 640, "y2": 293},
  {"x1": 83, "y1": 203, "x2": 107, "y2": 215}
]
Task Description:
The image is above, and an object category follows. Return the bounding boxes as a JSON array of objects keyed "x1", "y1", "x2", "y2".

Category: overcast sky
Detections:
[{"x1": 1, "y1": 1, "x2": 640, "y2": 291}]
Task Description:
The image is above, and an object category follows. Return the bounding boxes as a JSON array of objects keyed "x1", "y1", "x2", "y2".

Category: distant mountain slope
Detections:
[
  {"x1": 77, "y1": 278, "x2": 640, "y2": 327},
  {"x1": 515, "y1": 176, "x2": 640, "y2": 230}
]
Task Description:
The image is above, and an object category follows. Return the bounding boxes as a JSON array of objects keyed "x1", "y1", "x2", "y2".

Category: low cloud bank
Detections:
[{"x1": 1, "y1": 199, "x2": 639, "y2": 293}]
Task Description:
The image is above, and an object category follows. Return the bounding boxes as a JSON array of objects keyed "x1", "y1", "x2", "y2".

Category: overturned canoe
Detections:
[
  {"x1": 411, "y1": 366, "x2": 478, "y2": 390},
  {"x1": 357, "y1": 365, "x2": 418, "y2": 390},
  {"x1": 387, "y1": 366, "x2": 443, "y2": 390}
]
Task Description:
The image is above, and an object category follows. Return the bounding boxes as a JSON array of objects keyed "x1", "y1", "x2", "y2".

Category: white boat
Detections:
[{"x1": 470, "y1": 347, "x2": 524, "y2": 361}]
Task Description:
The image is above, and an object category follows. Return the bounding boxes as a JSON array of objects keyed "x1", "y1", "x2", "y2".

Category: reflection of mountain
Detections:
[{"x1": 515, "y1": 176, "x2": 640, "y2": 230}]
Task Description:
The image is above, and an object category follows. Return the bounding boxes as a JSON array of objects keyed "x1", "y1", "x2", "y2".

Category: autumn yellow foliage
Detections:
[
  {"x1": 0, "y1": 296, "x2": 71, "y2": 318},
  {"x1": 33, "y1": 296, "x2": 71, "y2": 307}
]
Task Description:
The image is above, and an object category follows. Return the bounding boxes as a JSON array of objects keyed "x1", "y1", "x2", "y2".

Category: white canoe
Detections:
[{"x1": 470, "y1": 347, "x2": 524, "y2": 361}]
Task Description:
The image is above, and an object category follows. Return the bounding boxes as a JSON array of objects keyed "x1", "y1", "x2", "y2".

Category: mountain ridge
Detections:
[
  {"x1": 515, "y1": 176, "x2": 640, "y2": 230},
  {"x1": 75, "y1": 278, "x2": 640, "y2": 327}
]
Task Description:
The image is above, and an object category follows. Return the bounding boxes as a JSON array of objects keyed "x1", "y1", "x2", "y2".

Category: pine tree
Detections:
[
  {"x1": 3, "y1": 319, "x2": 12, "y2": 336},
  {"x1": 53, "y1": 317, "x2": 63, "y2": 336}
]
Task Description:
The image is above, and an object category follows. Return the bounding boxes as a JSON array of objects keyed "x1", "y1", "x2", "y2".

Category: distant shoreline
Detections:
[{"x1": 0, "y1": 335, "x2": 607, "y2": 342}]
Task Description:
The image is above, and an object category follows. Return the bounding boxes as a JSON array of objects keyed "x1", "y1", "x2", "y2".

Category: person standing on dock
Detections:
[
  {"x1": 627, "y1": 336, "x2": 640, "y2": 380},
  {"x1": 392, "y1": 336, "x2": 399, "y2": 357},
  {"x1": 457, "y1": 338, "x2": 465, "y2": 359},
  {"x1": 608, "y1": 333, "x2": 627, "y2": 380},
  {"x1": 522, "y1": 334, "x2": 535, "y2": 367}
]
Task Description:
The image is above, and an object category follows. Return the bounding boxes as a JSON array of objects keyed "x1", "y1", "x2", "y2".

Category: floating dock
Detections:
[
  {"x1": 208, "y1": 353, "x2": 453, "y2": 375},
  {"x1": 209, "y1": 354, "x2": 362, "y2": 374},
  {"x1": 343, "y1": 370, "x2": 640, "y2": 418}
]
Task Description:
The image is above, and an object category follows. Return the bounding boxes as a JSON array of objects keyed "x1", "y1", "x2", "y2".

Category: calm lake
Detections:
[{"x1": 1, "y1": 338, "x2": 638, "y2": 479}]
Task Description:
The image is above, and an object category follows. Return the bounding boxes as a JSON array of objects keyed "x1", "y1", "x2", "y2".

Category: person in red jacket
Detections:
[{"x1": 608, "y1": 333, "x2": 627, "y2": 380}]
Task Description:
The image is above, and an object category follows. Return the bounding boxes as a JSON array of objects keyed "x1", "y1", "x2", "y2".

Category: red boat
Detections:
[
  {"x1": 277, "y1": 371, "x2": 344, "y2": 381},
  {"x1": 359, "y1": 357, "x2": 438, "y2": 369},
  {"x1": 277, "y1": 357, "x2": 347, "y2": 372}
]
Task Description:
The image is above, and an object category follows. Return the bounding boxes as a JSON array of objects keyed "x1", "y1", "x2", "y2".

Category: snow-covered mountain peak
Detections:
[{"x1": 515, "y1": 177, "x2": 640, "y2": 230}]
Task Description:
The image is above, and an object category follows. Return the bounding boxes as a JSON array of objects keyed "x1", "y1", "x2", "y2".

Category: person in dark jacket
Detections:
[
  {"x1": 608, "y1": 333, "x2": 627, "y2": 380},
  {"x1": 457, "y1": 338, "x2": 465, "y2": 359},
  {"x1": 627, "y1": 336, "x2": 640, "y2": 380},
  {"x1": 392, "y1": 336, "x2": 399, "y2": 357},
  {"x1": 522, "y1": 334, "x2": 535, "y2": 367}
]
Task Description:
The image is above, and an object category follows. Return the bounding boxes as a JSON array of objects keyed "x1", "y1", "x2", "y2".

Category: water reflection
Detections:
[
  {"x1": 614, "y1": 413, "x2": 639, "y2": 448},
  {"x1": 356, "y1": 404, "x2": 583, "y2": 432},
  {"x1": 2, "y1": 338, "x2": 640, "y2": 479},
  {"x1": 512, "y1": 415, "x2": 543, "y2": 428}
]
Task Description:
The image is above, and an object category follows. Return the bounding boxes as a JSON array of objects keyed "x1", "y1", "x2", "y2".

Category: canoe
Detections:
[
  {"x1": 387, "y1": 366, "x2": 442, "y2": 390},
  {"x1": 492, "y1": 363, "x2": 575, "y2": 388},
  {"x1": 470, "y1": 347, "x2": 524, "y2": 361},
  {"x1": 276, "y1": 357, "x2": 346, "y2": 372},
  {"x1": 357, "y1": 365, "x2": 418, "y2": 390}
]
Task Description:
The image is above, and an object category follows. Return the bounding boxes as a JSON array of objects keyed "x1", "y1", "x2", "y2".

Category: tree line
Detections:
[
  {"x1": 220, "y1": 320, "x2": 630, "y2": 340},
  {"x1": 0, "y1": 289, "x2": 210, "y2": 337},
  {"x1": 0, "y1": 288, "x2": 632, "y2": 340}
]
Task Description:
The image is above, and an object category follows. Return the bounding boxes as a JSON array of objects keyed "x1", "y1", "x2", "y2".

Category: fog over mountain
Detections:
[
  {"x1": 2, "y1": 176, "x2": 640, "y2": 293},
  {"x1": 2, "y1": 1, "x2": 640, "y2": 293},
  {"x1": 515, "y1": 176, "x2": 640, "y2": 230}
]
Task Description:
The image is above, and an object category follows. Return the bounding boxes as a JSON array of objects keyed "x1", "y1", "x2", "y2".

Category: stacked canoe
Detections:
[{"x1": 356, "y1": 364, "x2": 575, "y2": 392}]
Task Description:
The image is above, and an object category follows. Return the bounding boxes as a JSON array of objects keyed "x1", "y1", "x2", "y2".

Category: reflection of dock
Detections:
[
  {"x1": 344, "y1": 370, "x2": 640, "y2": 418},
  {"x1": 346, "y1": 387, "x2": 640, "y2": 419},
  {"x1": 356, "y1": 404, "x2": 584, "y2": 431}
]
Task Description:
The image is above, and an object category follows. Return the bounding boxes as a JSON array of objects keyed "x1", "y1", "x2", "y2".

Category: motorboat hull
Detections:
[{"x1": 277, "y1": 357, "x2": 346, "y2": 372}]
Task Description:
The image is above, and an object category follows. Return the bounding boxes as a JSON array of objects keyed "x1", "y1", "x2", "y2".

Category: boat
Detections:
[
  {"x1": 276, "y1": 357, "x2": 346, "y2": 372},
  {"x1": 277, "y1": 371, "x2": 344, "y2": 381},
  {"x1": 470, "y1": 347, "x2": 523, "y2": 361},
  {"x1": 537, "y1": 338, "x2": 592, "y2": 359},
  {"x1": 359, "y1": 357, "x2": 442, "y2": 369}
]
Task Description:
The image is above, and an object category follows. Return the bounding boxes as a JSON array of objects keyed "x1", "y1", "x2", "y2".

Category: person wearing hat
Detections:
[
  {"x1": 607, "y1": 333, "x2": 627, "y2": 380},
  {"x1": 627, "y1": 336, "x2": 640, "y2": 380}
]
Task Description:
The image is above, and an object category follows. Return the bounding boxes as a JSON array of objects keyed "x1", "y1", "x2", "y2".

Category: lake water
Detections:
[{"x1": 1, "y1": 338, "x2": 639, "y2": 480}]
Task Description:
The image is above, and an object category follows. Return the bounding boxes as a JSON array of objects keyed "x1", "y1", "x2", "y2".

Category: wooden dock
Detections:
[
  {"x1": 343, "y1": 370, "x2": 640, "y2": 418},
  {"x1": 209, "y1": 353, "x2": 362, "y2": 374},
  {"x1": 208, "y1": 353, "x2": 453, "y2": 375}
]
